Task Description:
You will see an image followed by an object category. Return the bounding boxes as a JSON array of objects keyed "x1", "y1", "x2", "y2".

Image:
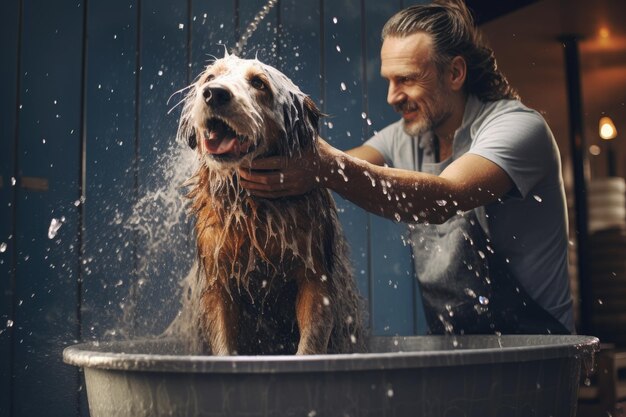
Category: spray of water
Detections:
[
  {"x1": 233, "y1": 0, "x2": 279, "y2": 56},
  {"x1": 111, "y1": 143, "x2": 199, "y2": 339}
]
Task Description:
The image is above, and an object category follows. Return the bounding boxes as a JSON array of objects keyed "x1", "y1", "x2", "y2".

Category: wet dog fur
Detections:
[{"x1": 176, "y1": 53, "x2": 365, "y2": 355}]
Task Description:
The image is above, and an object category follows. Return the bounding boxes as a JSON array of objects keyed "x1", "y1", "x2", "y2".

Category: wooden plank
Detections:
[
  {"x1": 82, "y1": 0, "x2": 138, "y2": 342},
  {"x1": 364, "y1": 0, "x2": 428, "y2": 335},
  {"x1": 12, "y1": 0, "x2": 83, "y2": 415},
  {"x1": 322, "y1": 0, "x2": 371, "y2": 318},
  {"x1": 133, "y1": 0, "x2": 193, "y2": 335},
  {"x1": 191, "y1": 0, "x2": 236, "y2": 75},
  {"x1": 0, "y1": 0, "x2": 20, "y2": 414},
  {"x1": 279, "y1": 0, "x2": 322, "y2": 103},
  {"x1": 237, "y1": 0, "x2": 280, "y2": 66}
]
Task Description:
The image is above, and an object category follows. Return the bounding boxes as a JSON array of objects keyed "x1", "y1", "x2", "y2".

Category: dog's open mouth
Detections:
[{"x1": 202, "y1": 118, "x2": 254, "y2": 159}]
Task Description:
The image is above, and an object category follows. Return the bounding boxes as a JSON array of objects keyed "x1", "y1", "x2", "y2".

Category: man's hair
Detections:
[{"x1": 382, "y1": 0, "x2": 519, "y2": 101}]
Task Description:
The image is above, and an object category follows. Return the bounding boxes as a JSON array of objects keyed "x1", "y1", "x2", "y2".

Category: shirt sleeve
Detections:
[
  {"x1": 467, "y1": 108, "x2": 559, "y2": 199},
  {"x1": 362, "y1": 121, "x2": 400, "y2": 168}
]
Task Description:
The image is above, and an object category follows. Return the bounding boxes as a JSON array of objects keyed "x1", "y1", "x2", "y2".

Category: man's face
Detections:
[{"x1": 381, "y1": 33, "x2": 453, "y2": 136}]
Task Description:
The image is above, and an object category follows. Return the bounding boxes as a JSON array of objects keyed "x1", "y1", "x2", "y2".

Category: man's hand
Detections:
[{"x1": 238, "y1": 142, "x2": 327, "y2": 199}]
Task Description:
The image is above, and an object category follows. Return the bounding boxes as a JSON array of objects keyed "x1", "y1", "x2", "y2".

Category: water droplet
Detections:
[
  {"x1": 436, "y1": 199, "x2": 447, "y2": 207},
  {"x1": 340, "y1": 82, "x2": 346, "y2": 91},
  {"x1": 322, "y1": 296, "x2": 330, "y2": 306},
  {"x1": 479, "y1": 295, "x2": 489, "y2": 305},
  {"x1": 0, "y1": 243, "x2": 6, "y2": 253},
  {"x1": 320, "y1": 274, "x2": 327, "y2": 282},
  {"x1": 361, "y1": 112, "x2": 367, "y2": 119},
  {"x1": 113, "y1": 34, "x2": 117, "y2": 39},
  {"x1": 350, "y1": 334, "x2": 357, "y2": 344},
  {"x1": 387, "y1": 388, "x2": 394, "y2": 398},
  {"x1": 394, "y1": 213, "x2": 401, "y2": 222},
  {"x1": 332, "y1": 17, "x2": 338, "y2": 24},
  {"x1": 583, "y1": 378, "x2": 591, "y2": 386},
  {"x1": 6, "y1": 320, "x2": 13, "y2": 328},
  {"x1": 533, "y1": 195, "x2": 542, "y2": 202},
  {"x1": 308, "y1": 411, "x2": 317, "y2": 417},
  {"x1": 48, "y1": 217, "x2": 65, "y2": 239},
  {"x1": 158, "y1": 70, "x2": 163, "y2": 76},
  {"x1": 11, "y1": 177, "x2": 16, "y2": 186},
  {"x1": 178, "y1": 23, "x2": 184, "y2": 29},
  {"x1": 335, "y1": 45, "x2": 341, "y2": 52},
  {"x1": 597, "y1": 299, "x2": 603, "y2": 305}
]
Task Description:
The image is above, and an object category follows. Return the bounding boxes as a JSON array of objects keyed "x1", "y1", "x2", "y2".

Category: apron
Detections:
[{"x1": 410, "y1": 137, "x2": 569, "y2": 335}]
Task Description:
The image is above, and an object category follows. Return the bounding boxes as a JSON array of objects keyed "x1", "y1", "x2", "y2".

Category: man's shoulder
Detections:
[
  {"x1": 377, "y1": 118, "x2": 408, "y2": 138},
  {"x1": 470, "y1": 98, "x2": 549, "y2": 140},
  {"x1": 476, "y1": 98, "x2": 545, "y2": 127}
]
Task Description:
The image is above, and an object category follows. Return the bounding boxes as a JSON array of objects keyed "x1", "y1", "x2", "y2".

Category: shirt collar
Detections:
[{"x1": 418, "y1": 94, "x2": 483, "y2": 150}]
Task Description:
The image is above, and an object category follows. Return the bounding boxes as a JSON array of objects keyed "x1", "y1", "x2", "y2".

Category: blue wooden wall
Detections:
[{"x1": 0, "y1": 0, "x2": 427, "y2": 415}]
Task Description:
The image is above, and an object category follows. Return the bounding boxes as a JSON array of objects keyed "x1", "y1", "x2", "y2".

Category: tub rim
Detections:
[{"x1": 63, "y1": 334, "x2": 599, "y2": 374}]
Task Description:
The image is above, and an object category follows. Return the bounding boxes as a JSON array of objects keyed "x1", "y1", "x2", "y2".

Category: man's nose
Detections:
[{"x1": 387, "y1": 84, "x2": 405, "y2": 106}]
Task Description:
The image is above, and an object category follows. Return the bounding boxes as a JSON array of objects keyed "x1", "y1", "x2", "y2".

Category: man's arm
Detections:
[
  {"x1": 238, "y1": 140, "x2": 513, "y2": 223},
  {"x1": 320, "y1": 141, "x2": 512, "y2": 223},
  {"x1": 345, "y1": 145, "x2": 386, "y2": 166}
]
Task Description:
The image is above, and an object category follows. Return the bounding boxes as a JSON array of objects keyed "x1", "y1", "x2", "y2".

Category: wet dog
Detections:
[{"x1": 176, "y1": 53, "x2": 365, "y2": 355}]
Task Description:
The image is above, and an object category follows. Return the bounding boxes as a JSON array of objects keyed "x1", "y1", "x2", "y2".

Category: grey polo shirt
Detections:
[{"x1": 364, "y1": 95, "x2": 575, "y2": 332}]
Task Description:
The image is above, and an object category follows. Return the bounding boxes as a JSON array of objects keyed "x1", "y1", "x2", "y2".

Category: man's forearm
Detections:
[{"x1": 319, "y1": 147, "x2": 459, "y2": 224}]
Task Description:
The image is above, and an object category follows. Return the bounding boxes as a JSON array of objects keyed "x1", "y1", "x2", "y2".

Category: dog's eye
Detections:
[
  {"x1": 204, "y1": 74, "x2": 215, "y2": 83},
  {"x1": 249, "y1": 76, "x2": 266, "y2": 91}
]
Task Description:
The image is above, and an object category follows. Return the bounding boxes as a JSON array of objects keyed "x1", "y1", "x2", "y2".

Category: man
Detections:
[{"x1": 239, "y1": 0, "x2": 574, "y2": 334}]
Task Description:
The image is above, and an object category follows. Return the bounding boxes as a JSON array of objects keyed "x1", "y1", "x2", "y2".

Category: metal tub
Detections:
[{"x1": 63, "y1": 335, "x2": 598, "y2": 417}]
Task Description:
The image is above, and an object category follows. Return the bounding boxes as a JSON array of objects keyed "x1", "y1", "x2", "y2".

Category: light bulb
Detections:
[{"x1": 599, "y1": 116, "x2": 617, "y2": 140}]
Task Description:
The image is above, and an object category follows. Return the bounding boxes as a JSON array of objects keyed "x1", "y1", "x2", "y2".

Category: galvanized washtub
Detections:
[{"x1": 63, "y1": 335, "x2": 598, "y2": 417}]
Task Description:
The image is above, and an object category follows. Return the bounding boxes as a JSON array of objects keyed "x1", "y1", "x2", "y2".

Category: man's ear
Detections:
[{"x1": 449, "y1": 55, "x2": 467, "y2": 92}]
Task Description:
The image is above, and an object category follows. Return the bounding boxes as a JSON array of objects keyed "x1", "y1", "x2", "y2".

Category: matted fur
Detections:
[{"x1": 175, "y1": 53, "x2": 365, "y2": 355}]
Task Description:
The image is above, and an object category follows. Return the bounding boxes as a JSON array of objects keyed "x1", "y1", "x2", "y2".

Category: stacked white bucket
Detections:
[
  {"x1": 588, "y1": 178, "x2": 626, "y2": 232},
  {"x1": 587, "y1": 177, "x2": 626, "y2": 346}
]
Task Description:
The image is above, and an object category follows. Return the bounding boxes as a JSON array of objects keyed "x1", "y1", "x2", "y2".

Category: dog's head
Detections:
[{"x1": 177, "y1": 54, "x2": 321, "y2": 170}]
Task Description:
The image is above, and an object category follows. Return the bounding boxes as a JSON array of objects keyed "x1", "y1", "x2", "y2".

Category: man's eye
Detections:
[{"x1": 250, "y1": 77, "x2": 266, "y2": 90}]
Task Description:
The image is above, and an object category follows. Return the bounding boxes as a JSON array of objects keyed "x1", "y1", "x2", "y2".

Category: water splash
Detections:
[
  {"x1": 48, "y1": 217, "x2": 65, "y2": 239},
  {"x1": 233, "y1": 0, "x2": 279, "y2": 56}
]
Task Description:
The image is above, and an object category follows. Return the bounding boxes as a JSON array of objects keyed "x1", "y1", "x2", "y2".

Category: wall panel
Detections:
[
  {"x1": 12, "y1": 0, "x2": 83, "y2": 415},
  {"x1": 364, "y1": 0, "x2": 428, "y2": 335},
  {"x1": 132, "y1": 0, "x2": 193, "y2": 336},
  {"x1": 322, "y1": 0, "x2": 371, "y2": 313},
  {"x1": 0, "y1": 0, "x2": 20, "y2": 415},
  {"x1": 82, "y1": 0, "x2": 138, "y2": 342}
]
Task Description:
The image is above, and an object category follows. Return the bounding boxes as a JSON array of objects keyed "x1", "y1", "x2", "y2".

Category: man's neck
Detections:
[{"x1": 433, "y1": 93, "x2": 468, "y2": 161}]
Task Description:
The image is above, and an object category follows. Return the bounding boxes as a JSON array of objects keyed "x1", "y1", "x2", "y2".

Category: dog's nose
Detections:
[{"x1": 203, "y1": 86, "x2": 232, "y2": 107}]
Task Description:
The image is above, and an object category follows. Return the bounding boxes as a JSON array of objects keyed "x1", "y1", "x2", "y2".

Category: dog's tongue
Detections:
[{"x1": 205, "y1": 131, "x2": 239, "y2": 155}]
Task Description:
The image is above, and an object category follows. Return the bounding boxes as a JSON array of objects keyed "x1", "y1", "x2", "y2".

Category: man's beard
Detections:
[{"x1": 395, "y1": 91, "x2": 452, "y2": 137}]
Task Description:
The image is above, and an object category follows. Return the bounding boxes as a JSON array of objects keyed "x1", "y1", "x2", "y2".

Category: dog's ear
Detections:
[
  {"x1": 302, "y1": 96, "x2": 321, "y2": 135},
  {"x1": 282, "y1": 94, "x2": 323, "y2": 154},
  {"x1": 187, "y1": 130, "x2": 197, "y2": 150},
  {"x1": 177, "y1": 117, "x2": 197, "y2": 150}
]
